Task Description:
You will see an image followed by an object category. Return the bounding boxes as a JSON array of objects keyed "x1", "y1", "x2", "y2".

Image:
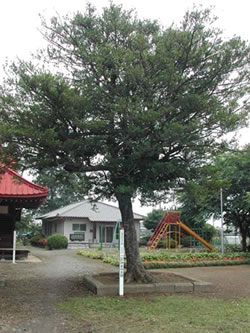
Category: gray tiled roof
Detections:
[{"x1": 39, "y1": 200, "x2": 144, "y2": 222}]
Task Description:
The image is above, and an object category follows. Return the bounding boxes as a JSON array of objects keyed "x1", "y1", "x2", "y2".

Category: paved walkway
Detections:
[{"x1": 0, "y1": 247, "x2": 249, "y2": 332}]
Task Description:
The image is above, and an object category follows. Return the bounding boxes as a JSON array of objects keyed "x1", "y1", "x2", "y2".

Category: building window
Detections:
[
  {"x1": 72, "y1": 224, "x2": 86, "y2": 232},
  {"x1": 54, "y1": 223, "x2": 57, "y2": 233}
]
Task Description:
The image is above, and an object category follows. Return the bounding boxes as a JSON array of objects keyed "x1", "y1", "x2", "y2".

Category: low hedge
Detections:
[
  {"x1": 143, "y1": 259, "x2": 250, "y2": 269},
  {"x1": 47, "y1": 235, "x2": 68, "y2": 250},
  {"x1": 78, "y1": 250, "x2": 103, "y2": 259}
]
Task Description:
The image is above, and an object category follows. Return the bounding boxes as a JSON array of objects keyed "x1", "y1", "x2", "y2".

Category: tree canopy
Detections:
[
  {"x1": 0, "y1": 3, "x2": 249, "y2": 280},
  {"x1": 178, "y1": 146, "x2": 250, "y2": 251},
  {"x1": 33, "y1": 168, "x2": 88, "y2": 215},
  {"x1": 143, "y1": 209, "x2": 165, "y2": 231}
]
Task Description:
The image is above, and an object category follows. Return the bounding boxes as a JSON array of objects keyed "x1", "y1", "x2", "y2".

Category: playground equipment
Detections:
[{"x1": 147, "y1": 211, "x2": 214, "y2": 251}]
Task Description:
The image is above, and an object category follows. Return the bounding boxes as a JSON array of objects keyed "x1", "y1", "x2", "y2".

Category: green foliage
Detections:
[
  {"x1": 141, "y1": 251, "x2": 250, "y2": 262},
  {"x1": 143, "y1": 259, "x2": 250, "y2": 269},
  {"x1": 0, "y1": 3, "x2": 249, "y2": 277},
  {"x1": 0, "y1": 4, "x2": 249, "y2": 203},
  {"x1": 178, "y1": 146, "x2": 250, "y2": 251},
  {"x1": 33, "y1": 168, "x2": 89, "y2": 216},
  {"x1": 157, "y1": 238, "x2": 177, "y2": 248},
  {"x1": 143, "y1": 209, "x2": 165, "y2": 231},
  {"x1": 78, "y1": 250, "x2": 103, "y2": 259},
  {"x1": 203, "y1": 224, "x2": 216, "y2": 243},
  {"x1": 102, "y1": 257, "x2": 120, "y2": 266},
  {"x1": 77, "y1": 249, "x2": 250, "y2": 269},
  {"x1": 142, "y1": 251, "x2": 250, "y2": 268},
  {"x1": 78, "y1": 250, "x2": 120, "y2": 266},
  {"x1": 16, "y1": 210, "x2": 42, "y2": 236},
  {"x1": 47, "y1": 234, "x2": 68, "y2": 250},
  {"x1": 30, "y1": 234, "x2": 47, "y2": 248},
  {"x1": 139, "y1": 235, "x2": 151, "y2": 246}
]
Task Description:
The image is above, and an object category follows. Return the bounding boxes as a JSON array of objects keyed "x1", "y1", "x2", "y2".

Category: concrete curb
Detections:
[{"x1": 83, "y1": 272, "x2": 213, "y2": 296}]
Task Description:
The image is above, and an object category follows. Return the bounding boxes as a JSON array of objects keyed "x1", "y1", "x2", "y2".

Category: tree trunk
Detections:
[
  {"x1": 239, "y1": 223, "x2": 247, "y2": 252},
  {"x1": 241, "y1": 230, "x2": 247, "y2": 252},
  {"x1": 117, "y1": 193, "x2": 154, "y2": 283}
]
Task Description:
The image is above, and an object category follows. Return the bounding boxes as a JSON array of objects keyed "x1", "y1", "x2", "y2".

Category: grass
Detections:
[{"x1": 57, "y1": 295, "x2": 250, "y2": 333}]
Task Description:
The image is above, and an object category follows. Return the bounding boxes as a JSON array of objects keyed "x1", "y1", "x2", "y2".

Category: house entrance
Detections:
[{"x1": 99, "y1": 226, "x2": 114, "y2": 243}]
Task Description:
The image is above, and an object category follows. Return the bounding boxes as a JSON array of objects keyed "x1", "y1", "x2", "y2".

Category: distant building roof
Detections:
[
  {"x1": 0, "y1": 166, "x2": 49, "y2": 208},
  {"x1": 40, "y1": 200, "x2": 144, "y2": 222}
]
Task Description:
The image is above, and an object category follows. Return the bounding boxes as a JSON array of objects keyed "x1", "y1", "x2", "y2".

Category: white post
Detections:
[
  {"x1": 220, "y1": 188, "x2": 224, "y2": 254},
  {"x1": 12, "y1": 230, "x2": 16, "y2": 264},
  {"x1": 119, "y1": 227, "x2": 125, "y2": 296},
  {"x1": 211, "y1": 213, "x2": 215, "y2": 228}
]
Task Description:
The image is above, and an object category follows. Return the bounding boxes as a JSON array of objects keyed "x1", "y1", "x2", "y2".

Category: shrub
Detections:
[
  {"x1": 203, "y1": 224, "x2": 217, "y2": 243},
  {"x1": 158, "y1": 238, "x2": 176, "y2": 248},
  {"x1": 30, "y1": 234, "x2": 47, "y2": 247},
  {"x1": 139, "y1": 236, "x2": 151, "y2": 246},
  {"x1": 47, "y1": 235, "x2": 68, "y2": 250}
]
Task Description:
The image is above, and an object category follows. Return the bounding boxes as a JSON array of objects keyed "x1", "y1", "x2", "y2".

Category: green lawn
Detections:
[{"x1": 57, "y1": 295, "x2": 250, "y2": 333}]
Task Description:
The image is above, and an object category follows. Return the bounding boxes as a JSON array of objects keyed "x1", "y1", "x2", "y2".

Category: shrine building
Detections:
[{"x1": 0, "y1": 167, "x2": 48, "y2": 249}]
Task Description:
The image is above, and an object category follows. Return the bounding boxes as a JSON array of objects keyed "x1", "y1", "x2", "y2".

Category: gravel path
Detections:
[
  {"x1": 0, "y1": 247, "x2": 249, "y2": 332},
  {"x1": 0, "y1": 247, "x2": 117, "y2": 333}
]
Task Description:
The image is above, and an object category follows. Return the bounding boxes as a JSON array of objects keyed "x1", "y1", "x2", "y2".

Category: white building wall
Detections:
[
  {"x1": 63, "y1": 218, "x2": 93, "y2": 243},
  {"x1": 57, "y1": 220, "x2": 64, "y2": 234},
  {"x1": 96, "y1": 221, "x2": 140, "y2": 243},
  {"x1": 43, "y1": 218, "x2": 63, "y2": 237},
  {"x1": 135, "y1": 221, "x2": 140, "y2": 240},
  {"x1": 43, "y1": 218, "x2": 141, "y2": 244}
]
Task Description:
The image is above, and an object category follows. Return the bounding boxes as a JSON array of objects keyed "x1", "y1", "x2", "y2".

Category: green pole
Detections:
[
  {"x1": 117, "y1": 219, "x2": 121, "y2": 250},
  {"x1": 100, "y1": 226, "x2": 103, "y2": 250}
]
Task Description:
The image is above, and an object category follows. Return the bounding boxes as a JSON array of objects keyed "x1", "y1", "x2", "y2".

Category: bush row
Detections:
[{"x1": 30, "y1": 234, "x2": 68, "y2": 250}]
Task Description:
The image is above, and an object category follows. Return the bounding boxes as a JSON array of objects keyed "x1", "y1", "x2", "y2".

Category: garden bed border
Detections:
[{"x1": 83, "y1": 271, "x2": 212, "y2": 296}]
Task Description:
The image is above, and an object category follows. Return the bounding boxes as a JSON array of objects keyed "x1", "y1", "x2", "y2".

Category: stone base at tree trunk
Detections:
[{"x1": 83, "y1": 271, "x2": 212, "y2": 296}]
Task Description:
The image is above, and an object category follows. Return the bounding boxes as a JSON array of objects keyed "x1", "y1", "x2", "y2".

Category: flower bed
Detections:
[
  {"x1": 78, "y1": 250, "x2": 250, "y2": 269},
  {"x1": 141, "y1": 252, "x2": 250, "y2": 268}
]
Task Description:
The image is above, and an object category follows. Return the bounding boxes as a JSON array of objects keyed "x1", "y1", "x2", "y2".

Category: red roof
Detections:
[{"x1": 0, "y1": 167, "x2": 49, "y2": 199}]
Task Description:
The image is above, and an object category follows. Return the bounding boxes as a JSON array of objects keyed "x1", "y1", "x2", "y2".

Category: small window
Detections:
[
  {"x1": 54, "y1": 223, "x2": 57, "y2": 233},
  {"x1": 72, "y1": 224, "x2": 86, "y2": 232}
]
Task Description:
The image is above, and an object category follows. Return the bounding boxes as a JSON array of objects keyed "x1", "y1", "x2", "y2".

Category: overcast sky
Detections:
[
  {"x1": 1, "y1": 0, "x2": 249, "y2": 214},
  {"x1": 1, "y1": 0, "x2": 249, "y2": 73}
]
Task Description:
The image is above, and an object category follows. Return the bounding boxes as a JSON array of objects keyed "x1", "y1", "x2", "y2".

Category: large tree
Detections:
[
  {"x1": 0, "y1": 4, "x2": 249, "y2": 281},
  {"x1": 33, "y1": 168, "x2": 89, "y2": 215}
]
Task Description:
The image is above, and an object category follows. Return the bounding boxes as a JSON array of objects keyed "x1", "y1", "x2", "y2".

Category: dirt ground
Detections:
[
  {"x1": 0, "y1": 247, "x2": 250, "y2": 332},
  {"x1": 93, "y1": 271, "x2": 191, "y2": 285}
]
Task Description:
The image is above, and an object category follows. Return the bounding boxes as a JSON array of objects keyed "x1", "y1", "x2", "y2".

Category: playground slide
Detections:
[{"x1": 179, "y1": 222, "x2": 214, "y2": 251}]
